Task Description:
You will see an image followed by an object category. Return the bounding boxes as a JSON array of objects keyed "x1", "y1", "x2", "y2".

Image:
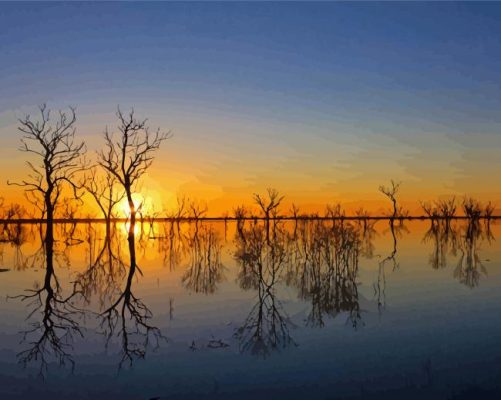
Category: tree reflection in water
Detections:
[
  {"x1": 77, "y1": 223, "x2": 126, "y2": 312},
  {"x1": 182, "y1": 225, "x2": 225, "y2": 294},
  {"x1": 233, "y1": 221, "x2": 296, "y2": 357},
  {"x1": 285, "y1": 219, "x2": 363, "y2": 328},
  {"x1": 97, "y1": 220, "x2": 165, "y2": 369},
  {"x1": 454, "y1": 218, "x2": 491, "y2": 288},
  {"x1": 4, "y1": 217, "x2": 496, "y2": 374},
  {"x1": 232, "y1": 218, "x2": 368, "y2": 356},
  {"x1": 374, "y1": 220, "x2": 407, "y2": 314},
  {"x1": 423, "y1": 218, "x2": 492, "y2": 288},
  {"x1": 10, "y1": 224, "x2": 84, "y2": 377}
]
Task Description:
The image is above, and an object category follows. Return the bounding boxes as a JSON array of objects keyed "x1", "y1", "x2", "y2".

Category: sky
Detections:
[{"x1": 1, "y1": 2, "x2": 501, "y2": 216}]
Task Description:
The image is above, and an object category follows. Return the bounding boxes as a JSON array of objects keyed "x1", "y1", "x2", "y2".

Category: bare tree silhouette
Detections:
[
  {"x1": 233, "y1": 205, "x2": 248, "y2": 238},
  {"x1": 8, "y1": 104, "x2": 86, "y2": 221},
  {"x1": 379, "y1": 180, "x2": 402, "y2": 221},
  {"x1": 84, "y1": 167, "x2": 124, "y2": 225},
  {"x1": 189, "y1": 200, "x2": 208, "y2": 234},
  {"x1": 98, "y1": 107, "x2": 169, "y2": 225},
  {"x1": 421, "y1": 201, "x2": 440, "y2": 220},
  {"x1": 484, "y1": 201, "x2": 495, "y2": 220},
  {"x1": 253, "y1": 188, "x2": 284, "y2": 220},
  {"x1": 463, "y1": 197, "x2": 482, "y2": 220},
  {"x1": 253, "y1": 188, "x2": 284, "y2": 242}
]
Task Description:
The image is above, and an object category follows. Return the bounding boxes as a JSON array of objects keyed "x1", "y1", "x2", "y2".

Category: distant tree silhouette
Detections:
[
  {"x1": 253, "y1": 188, "x2": 284, "y2": 220},
  {"x1": 325, "y1": 203, "x2": 345, "y2": 219},
  {"x1": 84, "y1": 167, "x2": 124, "y2": 225},
  {"x1": 253, "y1": 188, "x2": 284, "y2": 241},
  {"x1": 2, "y1": 203, "x2": 27, "y2": 220},
  {"x1": 421, "y1": 197, "x2": 456, "y2": 228},
  {"x1": 189, "y1": 199, "x2": 208, "y2": 221},
  {"x1": 290, "y1": 203, "x2": 300, "y2": 220},
  {"x1": 438, "y1": 198, "x2": 457, "y2": 219},
  {"x1": 421, "y1": 201, "x2": 440, "y2": 220},
  {"x1": 462, "y1": 197, "x2": 482, "y2": 219},
  {"x1": 98, "y1": 107, "x2": 169, "y2": 225},
  {"x1": 484, "y1": 201, "x2": 495, "y2": 220},
  {"x1": 379, "y1": 180, "x2": 402, "y2": 220}
]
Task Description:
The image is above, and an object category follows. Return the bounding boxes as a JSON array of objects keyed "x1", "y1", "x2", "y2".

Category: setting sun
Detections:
[{"x1": 117, "y1": 193, "x2": 152, "y2": 218}]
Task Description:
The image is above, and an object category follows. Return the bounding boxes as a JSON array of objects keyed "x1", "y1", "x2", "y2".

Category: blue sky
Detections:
[{"x1": 1, "y1": 2, "x2": 501, "y2": 212}]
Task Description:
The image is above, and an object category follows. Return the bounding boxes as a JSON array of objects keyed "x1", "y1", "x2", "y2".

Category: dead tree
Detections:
[
  {"x1": 420, "y1": 201, "x2": 439, "y2": 220},
  {"x1": 253, "y1": 188, "x2": 284, "y2": 242},
  {"x1": 253, "y1": 188, "x2": 284, "y2": 220},
  {"x1": 379, "y1": 180, "x2": 402, "y2": 221},
  {"x1": 84, "y1": 167, "x2": 124, "y2": 230},
  {"x1": 437, "y1": 197, "x2": 457, "y2": 219},
  {"x1": 8, "y1": 104, "x2": 86, "y2": 223},
  {"x1": 462, "y1": 197, "x2": 482, "y2": 220},
  {"x1": 484, "y1": 201, "x2": 495, "y2": 219},
  {"x1": 189, "y1": 200, "x2": 208, "y2": 220},
  {"x1": 98, "y1": 107, "x2": 169, "y2": 225},
  {"x1": 233, "y1": 205, "x2": 248, "y2": 238}
]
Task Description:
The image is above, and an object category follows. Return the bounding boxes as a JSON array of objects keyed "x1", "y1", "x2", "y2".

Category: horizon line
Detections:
[{"x1": 0, "y1": 215, "x2": 499, "y2": 225}]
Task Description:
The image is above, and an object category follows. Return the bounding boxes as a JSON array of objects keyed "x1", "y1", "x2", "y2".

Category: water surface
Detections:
[{"x1": 0, "y1": 219, "x2": 500, "y2": 399}]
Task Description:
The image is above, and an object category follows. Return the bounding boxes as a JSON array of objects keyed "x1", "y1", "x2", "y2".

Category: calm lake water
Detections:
[{"x1": 0, "y1": 219, "x2": 500, "y2": 399}]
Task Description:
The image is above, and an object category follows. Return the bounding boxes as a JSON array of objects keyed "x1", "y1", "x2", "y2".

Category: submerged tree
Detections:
[
  {"x1": 98, "y1": 108, "x2": 170, "y2": 224},
  {"x1": 253, "y1": 188, "x2": 284, "y2": 242},
  {"x1": 379, "y1": 180, "x2": 402, "y2": 220},
  {"x1": 253, "y1": 188, "x2": 284, "y2": 220}
]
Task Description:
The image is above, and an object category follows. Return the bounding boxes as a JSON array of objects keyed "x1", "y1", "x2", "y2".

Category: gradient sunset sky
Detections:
[{"x1": 1, "y1": 2, "x2": 501, "y2": 215}]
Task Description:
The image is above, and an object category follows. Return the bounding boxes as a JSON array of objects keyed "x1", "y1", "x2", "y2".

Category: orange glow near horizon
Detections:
[{"x1": 117, "y1": 193, "x2": 158, "y2": 218}]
